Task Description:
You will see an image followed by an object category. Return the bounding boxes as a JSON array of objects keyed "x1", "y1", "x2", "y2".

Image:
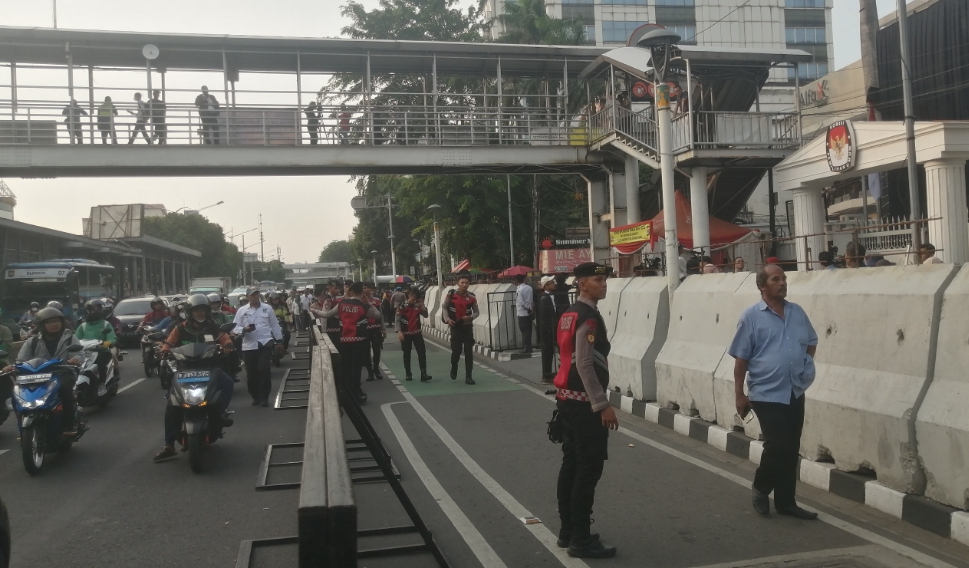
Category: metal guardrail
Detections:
[
  {"x1": 677, "y1": 111, "x2": 801, "y2": 152},
  {"x1": 0, "y1": 101, "x2": 583, "y2": 148}
]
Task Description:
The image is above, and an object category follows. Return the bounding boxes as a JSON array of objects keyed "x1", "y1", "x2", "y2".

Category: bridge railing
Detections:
[
  {"x1": 0, "y1": 101, "x2": 586, "y2": 148},
  {"x1": 675, "y1": 111, "x2": 801, "y2": 152}
]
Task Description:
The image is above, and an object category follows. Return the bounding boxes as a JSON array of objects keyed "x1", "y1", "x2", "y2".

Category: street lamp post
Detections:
[
  {"x1": 427, "y1": 204, "x2": 443, "y2": 288},
  {"x1": 371, "y1": 250, "x2": 379, "y2": 282},
  {"x1": 175, "y1": 200, "x2": 224, "y2": 215}
]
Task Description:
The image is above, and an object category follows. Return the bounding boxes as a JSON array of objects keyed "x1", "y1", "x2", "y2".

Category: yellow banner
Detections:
[{"x1": 609, "y1": 221, "x2": 651, "y2": 246}]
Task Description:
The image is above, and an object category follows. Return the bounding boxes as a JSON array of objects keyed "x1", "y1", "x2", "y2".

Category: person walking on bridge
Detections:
[
  {"x1": 96, "y1": 96, "x2": 119, "y2": 144},
  {"x1": 127, "y1": 92, "x2": 152, "y2": 144},
  {"x1": 195, "y1": 86, "x2": 221, "y2": 145},
  {"x1": 442, "y1": 276, "x2": 479, "y2": 385},
  {"x1": 553, "y1": 262, "x2": 618, "y2": 559},
  {"x1": 730, "y1": 264, "x2": 818, "y2": 520},
  {"x1": 61, "y1": 99, "x2": 87, "y2": 144},
  {"x1": 150, "y1": 90, "x2": 167, "y2": 145}
]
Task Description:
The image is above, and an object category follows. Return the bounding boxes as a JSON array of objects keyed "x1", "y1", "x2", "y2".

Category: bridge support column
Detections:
[
  {"x1": 625, "y1": 156, "x2": 641, "y2": 224},
  {"x1": 583, "y1": 173, "x2": 611, "y2": 265},
  {"x1": 609, "y1": 166, "x2": 628, "y2": 229},
  {"x1": 689, "y1": 167, "x2": 710, "y2": 258},
  {"x1": 792, "y1": 186, "x2": 825, "y2": 271},
  {"x1": 924, "y1": 158, "x2": 969, "y2": 264}
]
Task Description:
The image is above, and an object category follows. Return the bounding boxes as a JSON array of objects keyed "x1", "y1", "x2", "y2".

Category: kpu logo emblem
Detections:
[{"x1": 825, "y1": 120, "x2": 857, "y2": 172}]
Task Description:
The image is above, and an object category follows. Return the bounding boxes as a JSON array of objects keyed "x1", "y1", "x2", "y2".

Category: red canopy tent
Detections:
[
  {"x1": 651, "y1": 191, "x2": 754, "y2": 248},
  {"x1": 497, "y1": 265, "x2": 534, "y2": 278}
]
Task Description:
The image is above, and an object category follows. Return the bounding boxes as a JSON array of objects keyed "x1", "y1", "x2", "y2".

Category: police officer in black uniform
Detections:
[{"x1": 553, "y1": 262, "x2": 618, "y2": 559}]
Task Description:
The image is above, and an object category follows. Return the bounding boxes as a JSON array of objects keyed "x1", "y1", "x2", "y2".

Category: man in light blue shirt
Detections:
[
  {"x1": 729, "y1": 264, "x2": 818, "y2": 520},
  {"x1": 515, "y1": 274, "x2": 534, "y2": 354}
]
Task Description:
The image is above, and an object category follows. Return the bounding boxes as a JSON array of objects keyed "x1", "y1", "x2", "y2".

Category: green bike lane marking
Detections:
[{"x1": 380, "y1": 345, "x2": 521, "y2": 397}]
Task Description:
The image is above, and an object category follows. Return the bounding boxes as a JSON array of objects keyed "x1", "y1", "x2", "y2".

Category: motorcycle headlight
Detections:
[
  {"x1": 181, "y1": 386, "x2": 206, "y2": 406},
  {"x1": 14, "y1": 384, "x2": 55, "y2": 410}
]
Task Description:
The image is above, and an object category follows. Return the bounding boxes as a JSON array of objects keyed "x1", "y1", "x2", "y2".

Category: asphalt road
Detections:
[
  {"x1": 0, "y1": 339, "x2": 307, "y2": 568},
  {"x1": 1, "y1": 332, "x2": 967, "y2": 568}
]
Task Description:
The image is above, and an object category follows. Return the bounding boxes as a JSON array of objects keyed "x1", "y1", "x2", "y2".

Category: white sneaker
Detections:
[{"x1": 97, "y1": 386, "x2": 108, "y2": 397}]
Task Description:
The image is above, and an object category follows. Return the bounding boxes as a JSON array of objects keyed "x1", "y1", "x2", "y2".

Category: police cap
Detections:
[{"x1": 573, "y1": 262, "x2": 612, "y2": 279}]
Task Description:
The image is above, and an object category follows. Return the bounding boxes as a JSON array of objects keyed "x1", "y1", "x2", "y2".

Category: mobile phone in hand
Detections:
[{"x1": 248, "y1": 324, "x2": 256, "y2": 332}]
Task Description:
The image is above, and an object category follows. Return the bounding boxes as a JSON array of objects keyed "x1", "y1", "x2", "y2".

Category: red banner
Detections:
[{"x1": 539, "y1": 248, "x2": 591, "y2": 273}]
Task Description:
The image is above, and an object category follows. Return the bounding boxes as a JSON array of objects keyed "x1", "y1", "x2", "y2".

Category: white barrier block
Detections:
[
  {"x1": 598, "y1": 277, "x2": 633, "y2": 341},
  {"x1": 916, "y1": 264, "x2": 969, "y2": 509},
  {"x1": 865, "y1": 481, "x2": 905, "y2": 519},
  {"x1": 707, "y1": 426, "x2": 730, "y2": 452},
  {"x1": 423, "y1": 286, "x2": 443, "y2": 329},
  {"x1": 620, "y1": 395, "x2": 633, "y2": 414},
  {"x1": 786, "y1": 266, "x2": 956, "y2": 495},
  {"x1": 749, "y1": 440, "x2": 764, "y2": 465},
  {"x1": 952, "y1": 512, "x2": 969, "y2": 547},
  {"x1": 799, "y1": 461, "x2": 835, "y2": 491},
  {"x1": 656, "y1": 273, "x2": 755, "y2": 422},
  {"x1": 673, "y1": 413, "x2": 693, "y2": 437},
  {"x1": 608, "y1": 278, "x2": 669, "y2": 401},
  {"x1": 644, "y1": 403, "x2": 660, "y2": 424}
]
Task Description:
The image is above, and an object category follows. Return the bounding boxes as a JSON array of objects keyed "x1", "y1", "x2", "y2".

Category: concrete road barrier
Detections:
[
  {"x1": 476, "y1": 283, "x2": 518, "y2": 350},
  {"x1": 916, "y1": 264, "x2": 969, "y2": 509},
  {"x1": 599, "y1": 277, "x2": 633, "y2": 341},
  {"x1": 656, "y1": 273, "x2": 758, "y2": 421},
  {"x1": 782, "y1": 265, "x2": 957, "y2": 495},
  {"x1": 423, "y1": 286, "x2": 442, "y2": 329},
  {"x1": 608, "y1": 278, "x2": 668, "y2": 401}
]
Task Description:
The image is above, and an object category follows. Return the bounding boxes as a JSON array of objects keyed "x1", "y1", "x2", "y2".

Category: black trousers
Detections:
[
  {"x1": 342, "y1": 340, "x2": 370, "y2": 394},
  {"x1": 242, "y1": 342, "x2": 274, "y2": 403},
  {"x1": 129, "y1": 120, "x2": 151, "y2": 143},
  {"x1": 449, "y1": 324, "x2": 474, "y2": 377},
  {"x1": 401, "y1": 334, "x2": 427, "y2": 378},
  {"x1": 306, "y1": 120, "x2": 319, "y2": 144},
  {"x1": 751, "y1": 394, "x2": 805, "y2": 510},
  {"x1": 200, "y1": 114, "x2": 220, "y2": 144},
  {"x1": 518, "y1": 315, "x2": 533, "y2": 350},
  {"x1": 152, "y1": 120, "x2": 167, "y2": 144},
  {"x1": 556, "y1": 399, "x2": 608, "y2": 539},
  {"x1": 368, "y1": 330, "x2": 383, "y2": 377},
  {"x1": 540, "y1": 334, "x2": 556, "y2": 380}
]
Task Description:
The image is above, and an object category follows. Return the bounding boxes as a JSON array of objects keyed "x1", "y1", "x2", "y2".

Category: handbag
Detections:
[{"x1": 547, "y1": 410, "x2": 564, "y2": 444}]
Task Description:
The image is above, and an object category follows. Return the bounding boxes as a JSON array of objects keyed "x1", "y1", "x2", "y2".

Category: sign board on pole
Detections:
[
  {"x1": 88, "y1": 204, "x2": 145, "y2": 239},
  {"x1": 243, "y1": 253, "x2": 258, "y2": 263}
]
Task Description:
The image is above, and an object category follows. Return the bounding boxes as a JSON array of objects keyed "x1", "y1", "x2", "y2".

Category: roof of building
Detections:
[
  {"x1": 0, "y1": 26, "x2": 605, "y2": 77},
  {"x1": 115, "y1": 235, "x2": 202, "y2": 257},
  {"x1": 0, "y1": 217, "x2": 138, "y2": 255}
]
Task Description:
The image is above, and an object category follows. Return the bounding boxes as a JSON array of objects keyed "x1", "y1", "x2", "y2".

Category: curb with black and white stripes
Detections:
[
  {"x1": 420, "y1": 325, "x2": 541, "y2": 362},
  {"x1": 601, "y1": 389, "x2": 969, "y2": 547}
]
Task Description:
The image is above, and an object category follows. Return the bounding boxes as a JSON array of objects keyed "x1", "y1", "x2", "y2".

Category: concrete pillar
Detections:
[
  {"x1": 625, "y1": 156, "x2": 641, "y2": 224},
  {"x1": 160, "y1": 256, "x2": 167, "y2": 294},
  {"x1": 140, "y1": 255, "x2": 148, "y2": 294},
  {"x1": 924, "y1": 158, "x2": 969, "y2": 264},
  {"x1": 584, "y1": 174, "x2": 611, "y2": 264},
  {"x1": 609, "y1": 166, "x2": 628, "y2": 229},
  {"x1": 792, "y1": 186, "x2": 826, "y2": 271},
  {"x1": 689, "y1": 167, "x2": 710, "y2": 257}
]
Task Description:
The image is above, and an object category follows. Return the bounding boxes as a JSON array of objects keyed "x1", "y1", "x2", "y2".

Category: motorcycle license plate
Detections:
[
  {"x1": 16, "y1": 373, "x2": 53, "y2": 385},
  {"x1": 175, "y1": 371, "x2": 210, "y2": 383}
]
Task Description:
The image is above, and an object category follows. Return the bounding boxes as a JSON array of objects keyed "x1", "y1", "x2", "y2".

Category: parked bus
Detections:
[{"x1": 1, "y1": 259, "x2": 118, "y2": 323}]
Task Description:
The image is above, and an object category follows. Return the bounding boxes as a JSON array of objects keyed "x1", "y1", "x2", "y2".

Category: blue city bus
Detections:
[{"x1": 1, "y1": 259, "x2": 118, "y2": 323}]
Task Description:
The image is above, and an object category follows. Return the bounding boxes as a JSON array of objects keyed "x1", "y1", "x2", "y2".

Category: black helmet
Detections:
[
  {"x1": 34, "y1": 307, "x2": 66, "y2": 327},
  {"x1": 268, "y1": 292, "x2": 281, "y2": 301},
  {"x1": 46, "y1": 300, "x2": 64, "y2": 313},
  {"x1": 150, "y1": 296, "x2": 165, "y2": 309},
  {"x1": 84, "y1": 298, "x2": 105, "y2": 321},
  {"x1": 186, "y1": 293, "x2": 211, "y2": 322},
  {"x1": 206, "y1": 293, "x2": 223, "y2": 306},
  {"x1": 101, "y1": 298, "x2": 115, "y2": 315},
  {"x1": 173, "y1": 300, "x2": 189, "y2": 320}
]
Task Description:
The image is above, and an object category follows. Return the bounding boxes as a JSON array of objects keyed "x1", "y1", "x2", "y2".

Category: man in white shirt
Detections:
[
  {"x1": 515, "y1": 274, "x2": 534, "y2": 354},
  {"x1": 299, "y1": 287, "x2": 313, "y2": 329},
  {"x1": 233, "y1": 289, "x2": 284, "y2": 407}
]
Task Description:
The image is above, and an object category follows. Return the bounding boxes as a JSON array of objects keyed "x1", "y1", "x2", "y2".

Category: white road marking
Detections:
[
  {"x1": 0, "y1": 450, "x2": 8, "y2": 457},
  {"x1": 380, "y1": 363, "x2": 591, "y2": 568},
  {"x1": 415, "y1": 350, "x2": 955, "y2": 568},
  {"x1": 117, "y1": 378, "x2": 146, "y2": 393},
  {"x1": 382, "y1": 402, "x2": 509, "y2": 568}
]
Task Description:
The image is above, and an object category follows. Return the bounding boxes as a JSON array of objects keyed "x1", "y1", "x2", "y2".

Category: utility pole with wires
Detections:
[
  {"x1": 896, "y1": 0, "x2": 923, "y2": 263},
  {"x1": 52, "y1": 0, "x2": 57, "y2": 28},
  {"x1": 259, "y1": 214, "x2": 265, "y2": 263}
]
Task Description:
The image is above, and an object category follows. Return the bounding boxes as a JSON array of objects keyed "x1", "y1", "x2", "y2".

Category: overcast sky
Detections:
[{"x1": 0, "y1": 0, "x2": 899, "y2": 263}]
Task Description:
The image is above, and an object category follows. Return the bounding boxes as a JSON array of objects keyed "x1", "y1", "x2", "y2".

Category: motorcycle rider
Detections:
[
  {"x1": 19, "y1": 302, "x2": 40, "y2": 326},
  {"x1": 208, "y1": 293, "x2": 232, "y2": 326},
  {"x1": 140, "y1": 297, "x2": 169, "y2": 328},
  {"x1": 74, "y1": 299, "x2": 118, "y2": 386},
  {"x1": 4, "y1": 307, "x2": 84, "y2": 435},
  {"x1": 153, "y1": 294, "x2": 236, "y2": 463},
  {"x1": 154, "y1": 300, "x2": 188, "y2": 335},
  {"x1": 268, "y1": 292, "x2": 291, "y2": 352}
]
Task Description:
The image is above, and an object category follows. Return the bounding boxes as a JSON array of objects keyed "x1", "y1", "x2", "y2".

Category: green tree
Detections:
[
  {"x1": 252, "y1": 259, "x2": 286, "y2": 283},
  {"x1": 318, "y1": 240, "x2": 354, "y2": 263},
  {"x1": 142, "y1": 214, "x2": 242, "y2": 279}
]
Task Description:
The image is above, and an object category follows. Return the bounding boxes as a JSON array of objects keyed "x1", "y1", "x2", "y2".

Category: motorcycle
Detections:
[
  {"x1": 139, "y1": 325, "x2": 168, "y2": 382},
  {"x1": 75, "y1": 339, "x2": 119, "y2": 408},
  {"x1": 6, "y1": 345, "x2": 86, "y2": 474},
  {"x1": 167, "y1": 323, "x2": 235, "y2": 474}
]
